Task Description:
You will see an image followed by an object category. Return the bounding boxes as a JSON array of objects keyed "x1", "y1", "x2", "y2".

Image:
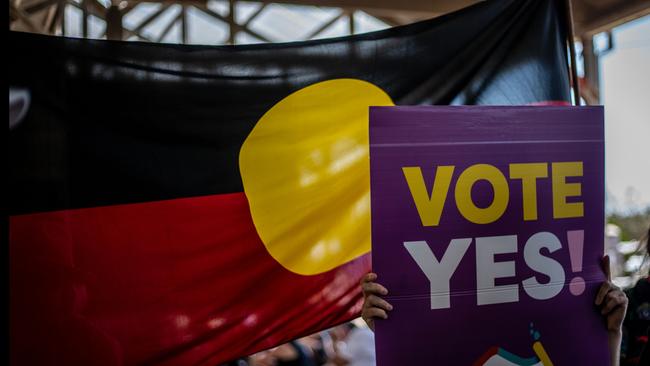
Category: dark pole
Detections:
[
  {"x1": 81, "y1": 0, "x2": 88, "y2": 38},
  {"x1": 563, "y1": 0, "x2": 581, "y2": 106},
  {"x1": 228, "y1": 0, "x2": 236, "y2": 45},
  {"x1": 106, "y1": 5, "x2": 123, "y2": 41}
]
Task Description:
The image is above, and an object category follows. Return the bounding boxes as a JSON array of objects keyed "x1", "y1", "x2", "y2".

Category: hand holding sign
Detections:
[
  {"x1": 596, "y1": 255, "x2": 628, "y2": 366},
  {"x1": 360, "y1": 273, "x2": 392, "y2": 331},
  {"x1": 596, "y1": 255, "x2": 628, "y2": 332},
  {"x1": 361, "y1": 255, "x2": 629, "y2": 365}
]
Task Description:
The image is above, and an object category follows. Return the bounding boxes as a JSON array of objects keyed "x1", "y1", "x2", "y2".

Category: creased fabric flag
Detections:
[{"x1": 9, "y1": 0, "x2": 570, "y2": 365}]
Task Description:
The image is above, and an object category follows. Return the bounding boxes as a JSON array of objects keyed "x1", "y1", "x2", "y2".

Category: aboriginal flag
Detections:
[{"x1": 9, "y1": 0, "x2": 571, "y2": 365}]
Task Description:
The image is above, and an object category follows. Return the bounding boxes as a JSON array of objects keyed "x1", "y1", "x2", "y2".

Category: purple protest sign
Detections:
[{"x1": 369, "y1": 106, "x2": 606, "y2": 365}]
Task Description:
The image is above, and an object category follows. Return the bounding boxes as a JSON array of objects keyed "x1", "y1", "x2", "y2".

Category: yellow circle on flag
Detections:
[{"x1": 239, "y1": 79, "x2": 394, "y2": 275}]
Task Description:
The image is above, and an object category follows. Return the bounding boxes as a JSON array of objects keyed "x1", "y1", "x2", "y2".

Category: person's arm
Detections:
[
  {"x1": 595, "y1": 255, "x2": 628, "y2": 366},
  {"x1": 360, "y1": 273, "x2": 393, "y2": 331}
]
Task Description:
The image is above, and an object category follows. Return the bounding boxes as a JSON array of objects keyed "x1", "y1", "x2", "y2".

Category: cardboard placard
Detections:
[{"x1": 370, "y1": 106, "x2": 606, "y2": 365}]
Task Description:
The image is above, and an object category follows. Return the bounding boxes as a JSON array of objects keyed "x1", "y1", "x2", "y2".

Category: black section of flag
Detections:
[{"x1": 8, "y1": 0, "x2": 570, "y2": 215}]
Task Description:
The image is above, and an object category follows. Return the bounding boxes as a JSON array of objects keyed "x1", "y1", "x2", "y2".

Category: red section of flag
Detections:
[{"x1": 10, "y1": 193, "x2": 370, "y2": 365}]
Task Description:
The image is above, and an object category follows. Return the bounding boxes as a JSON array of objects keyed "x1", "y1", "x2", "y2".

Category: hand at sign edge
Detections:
[
  {"x1": 360, "y1": 272, "x2": 393, "y2": 332},
  {"x1": 595, "y1": 255, "x2": 627, "y2": 334}
]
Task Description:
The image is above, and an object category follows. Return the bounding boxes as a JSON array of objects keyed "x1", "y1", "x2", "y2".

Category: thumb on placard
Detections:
[{"x1": 601, "y1": 255, "x2": 612, "y2": 282}]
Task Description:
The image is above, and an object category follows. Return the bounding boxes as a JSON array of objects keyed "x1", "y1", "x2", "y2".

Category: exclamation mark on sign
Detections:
[{"x1": 568, "y1": 230, "x2": 585, "y2": 296}]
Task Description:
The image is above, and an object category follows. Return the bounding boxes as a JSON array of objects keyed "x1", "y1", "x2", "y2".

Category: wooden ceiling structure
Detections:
[{"x1": 9, "y1": 0, "x2": 650, "y2": 103}]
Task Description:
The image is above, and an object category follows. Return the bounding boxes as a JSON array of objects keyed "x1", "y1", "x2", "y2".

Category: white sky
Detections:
[{"x1": 600, "y1": 16, "x2": 650, "y2": 213}]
